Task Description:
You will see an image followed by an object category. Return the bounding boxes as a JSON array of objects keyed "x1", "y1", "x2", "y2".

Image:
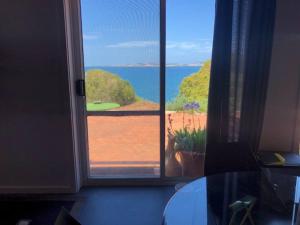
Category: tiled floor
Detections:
[
  {"x1": 0, "y1": 186, "x2": 174, "y2": 225},
  {"x1": 71, "y1": 186, "x2": 175, "y2": 225},
  {"x1": 0, "y1": 185, "x2": 294, "y2": 225}
]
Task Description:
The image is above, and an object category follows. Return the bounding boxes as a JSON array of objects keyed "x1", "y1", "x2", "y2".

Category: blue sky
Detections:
[{"x1": 81, "y1": 0, "x2": 215, "y2": 67}]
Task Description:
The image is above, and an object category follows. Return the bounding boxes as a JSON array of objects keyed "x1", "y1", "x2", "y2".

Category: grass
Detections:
[{"x1": 86, "y1": 102, "x2": 120, "y2": 111}]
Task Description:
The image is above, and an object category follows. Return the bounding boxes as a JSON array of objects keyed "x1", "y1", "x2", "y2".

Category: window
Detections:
[
  {"x1": 165, "y1": 0, "x2": 215, "y2": 178},
  {"x1": 80, "y1": 0, "x2": 160, "y2": 178},
  {"x1": 79, "y1": 0, "x2": 215, "y2": 179}
]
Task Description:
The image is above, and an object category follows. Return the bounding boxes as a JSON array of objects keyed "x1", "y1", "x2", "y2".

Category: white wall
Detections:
[
  {"x1": 0, "y1": 0, "x2": 78, "y2": 193},
  {"x1": 260, "y1": 0, "x2": 300, "y2": 152}
]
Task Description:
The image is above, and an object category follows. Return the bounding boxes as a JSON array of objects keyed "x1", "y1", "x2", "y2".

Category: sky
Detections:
[{"x1": 81, "y1": 0, "x2": 215, "y2": 67}]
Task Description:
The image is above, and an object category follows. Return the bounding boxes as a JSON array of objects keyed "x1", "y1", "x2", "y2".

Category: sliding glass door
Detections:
[
  {"x1": 80, "y1": 0, "x2": 161, "y2": 178},
  {"x1": 79, "y1": 0, "x2": 215, "y2": 180}
]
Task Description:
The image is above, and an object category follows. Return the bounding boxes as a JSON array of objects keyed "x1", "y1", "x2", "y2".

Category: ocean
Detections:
[{"x1": 85, "y1": 66, "x2": 200, "y2": 102}]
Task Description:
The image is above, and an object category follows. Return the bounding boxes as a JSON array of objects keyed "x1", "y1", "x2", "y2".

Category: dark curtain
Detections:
[
  {"x1": 207, "y1": 0, "x2": 276, "y2": 152},
  {"x1": 206, "y1": 0, "x2": 233, "y2": 144}
]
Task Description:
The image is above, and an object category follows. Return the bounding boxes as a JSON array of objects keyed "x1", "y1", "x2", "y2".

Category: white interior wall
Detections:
[{"x1": 260, "y1": 0, "x2": 300, "y2": 152}]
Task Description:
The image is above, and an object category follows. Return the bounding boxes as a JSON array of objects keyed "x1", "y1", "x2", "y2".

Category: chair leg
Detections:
[
  {"x1": 229, "y1": 212, "x2": 237, "y2": 225},
  {"x1": 240, "y1": 212, "x2": 248, "y2": 225},
  {"x1": 248, "y1": 214, "x2": 255, "y2": 225},
  {"x1": 240, "y1": 203, "x2": 255, "y2": 225}
]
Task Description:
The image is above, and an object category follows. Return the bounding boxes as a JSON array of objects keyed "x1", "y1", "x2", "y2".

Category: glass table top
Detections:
[{"x1": 163, "y1": 171, "x2": 300, "y2": 225}]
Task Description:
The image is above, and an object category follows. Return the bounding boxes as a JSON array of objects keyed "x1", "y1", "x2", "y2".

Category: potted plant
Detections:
[
  {"x1": 168, "y1": 102, "x2": 206, "y2": 177},
  {"x1": 165, "y1": 127, "x2": 182, "y2": 177}
]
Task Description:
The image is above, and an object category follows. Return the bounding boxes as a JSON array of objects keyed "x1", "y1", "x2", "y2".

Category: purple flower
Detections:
[
  {"x1": 184, "y1": 102, "x2": 200, "y2": 111},
  {"x1": 191, "y1": 102, "x2": 200, "y2": 110},
  {"x1": 184, "y1": 103, "x2": 192, "y2": 110}
]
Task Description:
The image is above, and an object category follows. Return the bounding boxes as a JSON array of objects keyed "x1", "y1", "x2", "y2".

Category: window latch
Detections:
[{"x1": 76, "y1": 79, "x2": 86, "y2": 97}]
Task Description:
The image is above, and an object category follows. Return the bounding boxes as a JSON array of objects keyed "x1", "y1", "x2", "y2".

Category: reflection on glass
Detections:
[{"x1": 163, "y1": 172, "x2": 300, "y2": 225}]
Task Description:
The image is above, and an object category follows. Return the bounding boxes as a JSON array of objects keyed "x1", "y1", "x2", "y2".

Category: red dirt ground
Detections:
[{"x1": 88, "y1": 112, "x2": 207, "y2": 174}]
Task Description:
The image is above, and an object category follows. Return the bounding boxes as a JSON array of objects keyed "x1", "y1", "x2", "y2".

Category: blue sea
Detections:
[{"x1": 85, "y1": 66, "x2": 200, "y2": 102}]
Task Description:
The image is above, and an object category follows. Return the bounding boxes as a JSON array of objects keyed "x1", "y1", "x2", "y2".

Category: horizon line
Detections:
[{"x1": 84, "y1": 63, "x2": 204, "y2": 68}]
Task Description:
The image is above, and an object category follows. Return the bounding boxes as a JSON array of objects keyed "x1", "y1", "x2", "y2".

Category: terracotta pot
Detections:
[
  {"x1": 176, "y1": 151, "x2": 205, "y2": 178},
  {"x1": 165, "y1": 151, "x2": 182, "y2": 177},
  {"x1": 165, "y1": 133, "x2": 182, "y2": 177}
]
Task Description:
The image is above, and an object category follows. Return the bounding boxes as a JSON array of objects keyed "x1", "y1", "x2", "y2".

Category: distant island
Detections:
[{"x1": 86, "y1": 63, "x2": 204, "y2": 68}]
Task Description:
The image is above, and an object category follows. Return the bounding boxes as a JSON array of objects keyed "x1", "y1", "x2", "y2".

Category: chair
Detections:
[
  {"x1": 204, "y1": 142, "x2": 260, "y2": 176},
  {"x1": 228, "y1": 195, "x2": 256, "y2": 225},
  {"x1": 54, "y1": 207, "x2": 81, "y2": 225}
]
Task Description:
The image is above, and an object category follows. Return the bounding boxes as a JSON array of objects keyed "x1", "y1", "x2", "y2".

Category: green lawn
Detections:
[{"x1": 86, "y1": 102, "x2": 120, "y2": 111}]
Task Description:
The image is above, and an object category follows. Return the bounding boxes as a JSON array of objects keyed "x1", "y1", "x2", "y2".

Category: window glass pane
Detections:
[
  {"x1": 81, "y1": 0, "x2": 160, "y2": 178},
  {"x1": 165, "y1": 0, "x2": 215, "y2": 178},
  {"x1": 88, "y1": 116, "x2": 160, "y2": 177},
  {"x1": 81, "y1": 0, "x2": 160, "y2": 112}
]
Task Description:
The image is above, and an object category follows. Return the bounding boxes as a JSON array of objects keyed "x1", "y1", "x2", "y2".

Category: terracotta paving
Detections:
[{"x1": 88, "y1": 112, "x2": 207, "y2": 176}]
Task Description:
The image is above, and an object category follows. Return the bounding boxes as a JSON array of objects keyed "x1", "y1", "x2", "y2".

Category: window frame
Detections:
[{"x1": 64, "y1": 0, "x2": 209, "y2": 185}]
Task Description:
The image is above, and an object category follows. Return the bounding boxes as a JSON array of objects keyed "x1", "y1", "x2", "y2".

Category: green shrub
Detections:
[
  {"x1": 174, "y1": 128, "x2": 206, "y2": 153},
  {"x1": 85, "y1": 69, "x2": 136, "y2": 106},
  {"x1": 178, "y1": 60, "x2": 211, "y2": 112},
  {"x1": 166, "y1": 95, "x2": 188, "y2": 111}
]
